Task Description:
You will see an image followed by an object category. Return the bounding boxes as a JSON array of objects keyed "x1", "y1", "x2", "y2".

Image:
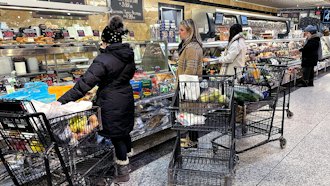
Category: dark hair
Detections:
[
  {"x1": 310, "y1": 31, "x2": 317, "y2": 35},
  {"x1": 228, "y1": 24, "x2": 243, "y2": 43},
  {"x1": 109, "y1": 15, "x2": 124, "y2": 33}
]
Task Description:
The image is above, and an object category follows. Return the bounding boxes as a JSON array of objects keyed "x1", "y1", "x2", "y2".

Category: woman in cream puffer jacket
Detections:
[{"x1": 219, "y1": 24, "x2": 247, "y2": 75}]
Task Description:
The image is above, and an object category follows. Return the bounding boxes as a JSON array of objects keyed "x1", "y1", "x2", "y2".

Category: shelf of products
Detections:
[
  {"x1": 127, "y1": 41, "x2": 176, "y2": 142},
  {"x1": 0, "y1": 44, "x2": 98, "y2": 87}
]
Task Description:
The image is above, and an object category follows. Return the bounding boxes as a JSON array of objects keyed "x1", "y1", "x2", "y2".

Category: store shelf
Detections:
[
  {"x1": 168, "y1": 38, "x2": 305, "y2": 50},
  {"x1": 0, "y1": 46, "x2": 98, "y2": 57},
  {"x1": 131, "y1": 123, "x2": 172, "y2": 142},
  {"x1": 134, "y1": 93, "x2": 174, "y2": 106},
  {"x1": 16, "y1": 71, "x2": 48, "y2": 77}
]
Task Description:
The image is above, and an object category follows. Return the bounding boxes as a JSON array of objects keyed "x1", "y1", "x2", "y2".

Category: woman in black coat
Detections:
[
  {"x1": 299, "y1": 25, "x2": 321, "y2": 87},
  {"x1": 58, "y1": 15, "x2": 135, "y2": 183}
]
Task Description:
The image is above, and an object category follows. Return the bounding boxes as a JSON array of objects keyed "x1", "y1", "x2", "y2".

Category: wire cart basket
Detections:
[
  {"x1": 168, "y1": 75, "x2": 237, "y2": 186},
  {"x1": 213, "y1": 63, "x2": 292, "y2": 154},
  {"x1": 0, "y1": 100, "x2": 114, "y2": 186}
]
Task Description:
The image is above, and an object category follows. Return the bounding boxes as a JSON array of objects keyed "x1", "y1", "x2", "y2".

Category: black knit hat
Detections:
[
  {"x1": 101, "y1": 26, "x2": 123, "y2": 44},
  {"x1": 101, "y1": 15, "x2": 126, "y2": 44}
]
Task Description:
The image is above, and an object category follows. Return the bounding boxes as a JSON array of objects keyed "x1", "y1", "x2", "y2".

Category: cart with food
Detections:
[{"x1": 0, "y1": 99, "x2": 114, "y2": 186}]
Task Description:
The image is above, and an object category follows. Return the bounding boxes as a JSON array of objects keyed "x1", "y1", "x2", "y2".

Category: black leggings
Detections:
[{"x1": 110, "y1": 135, "x2": 132, "y2": 161}]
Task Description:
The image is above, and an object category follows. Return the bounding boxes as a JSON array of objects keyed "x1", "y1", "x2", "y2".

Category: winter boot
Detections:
[
  {"x1": 127, "y1": 148, "x2": 134, "y2": 158},
  {"x1": 115, "y1": 159, "x2": 130, "y2": 183}
]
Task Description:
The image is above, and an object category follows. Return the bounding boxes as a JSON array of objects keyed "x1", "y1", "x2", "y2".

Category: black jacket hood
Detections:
[{"x1": 105, "y1": 43, "x2": 134, "y2": 63}]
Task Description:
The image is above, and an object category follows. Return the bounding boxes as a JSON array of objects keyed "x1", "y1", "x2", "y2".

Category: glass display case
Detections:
[{"x1": 126, "y1": 41, "x2": 175, "y2": 141}]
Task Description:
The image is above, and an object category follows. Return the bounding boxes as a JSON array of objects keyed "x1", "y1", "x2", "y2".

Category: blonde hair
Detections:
[{"x1": 180, "y1": 19, "x2": 203, "y2": 48}]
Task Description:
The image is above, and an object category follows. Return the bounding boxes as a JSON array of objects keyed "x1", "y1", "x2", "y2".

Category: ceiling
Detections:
[{"x1": 236, "y1": 0, "x2": 330, "y2": 9}]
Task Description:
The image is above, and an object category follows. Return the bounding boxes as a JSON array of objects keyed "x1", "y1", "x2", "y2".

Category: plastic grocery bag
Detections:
[
  {"x1": 177, "y1": 112, "x2": 206, "y2": 126},
  {"x1": 179, "y1": 75, "x2": 200, "y2": 101},
  {"x1": 31, "y1": 100, "x2": 93, "y2": 119}
]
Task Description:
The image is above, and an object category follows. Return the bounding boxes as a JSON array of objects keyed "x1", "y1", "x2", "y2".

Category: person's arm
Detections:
[
  {"x1": 301, "y1": 40, "x2": 319, "y2": 53},
  {"x1": 218, "y1": 41, "x2": 240, "y2": 64},
  {"x1": 58, "y1": 59, "x2": 107, "y2": 104},
  {"x1": 183, "y1": 46, "x2": 201, "y2": 75}
]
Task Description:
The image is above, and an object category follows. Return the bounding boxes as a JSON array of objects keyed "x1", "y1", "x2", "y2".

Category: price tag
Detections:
[
  {"x1": 93, "y1": 30, "x2": 100, "y2": 37},
  {"x1": 43, "y1": 29, "x2": 54, "y2": 37},
  {"x1": 323, "y1": 10, "x2": 330, "y2": 23},
  {"x1": 23, "y1": 29, "x2": 37, "y2": 38},
  {"x1": 62, "y1": 30, "x2": 70, "y2": 38},
  {"x1": 77, "y1": 30, "x2": 85, "y2": 37},
  {"x1": 2, "y1": 30, "x2": 14, "y2": 40}
]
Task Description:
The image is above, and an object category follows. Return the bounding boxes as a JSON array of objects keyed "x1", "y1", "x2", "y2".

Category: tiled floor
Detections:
[{"x1": 122, "y1": 73, "x2": 330, "y2": 186}]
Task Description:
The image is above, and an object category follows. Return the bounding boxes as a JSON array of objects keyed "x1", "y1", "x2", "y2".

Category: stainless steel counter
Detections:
[{"x1": 0, "y1": 45, "x2": 98, "y2": 57}]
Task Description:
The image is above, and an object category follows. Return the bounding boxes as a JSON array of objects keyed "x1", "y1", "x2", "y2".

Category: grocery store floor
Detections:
[{"x1": 123, "y1": 72, "x2": 330, "y2": 186}]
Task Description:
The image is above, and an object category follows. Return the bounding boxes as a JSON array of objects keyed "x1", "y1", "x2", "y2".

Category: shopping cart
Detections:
[
  {"x1": 215, "y1": 64, "x2": 290, "y2": 154},
  {"x1": 0, "y1": 100, "x2": 114, "y2": 186},
  {"x1": 168, "y1": 75, "x2": 236, "y2": 186}
]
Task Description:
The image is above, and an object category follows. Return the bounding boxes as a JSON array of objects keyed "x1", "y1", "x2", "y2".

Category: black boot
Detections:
[
  {"x1": 308, "y1": 81, "x2": 314, "y2": 86},
  {"x1": 115, "y1": 159, "x2": 130, "y2": 183},
  {"x1": 297, "y1": 80, "x2": 308, "y2": 87}
]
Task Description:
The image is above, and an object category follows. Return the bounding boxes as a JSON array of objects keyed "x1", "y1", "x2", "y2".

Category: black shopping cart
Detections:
[
  {"x1": 168, "y1": 75, "x2": 237, "y2": 186},
  {"x1": 214, "y1": 64, "x2": 291, "y2": 154},
  {"x1": 0, "y1": 100, "x2": 114, "y2": 186}
]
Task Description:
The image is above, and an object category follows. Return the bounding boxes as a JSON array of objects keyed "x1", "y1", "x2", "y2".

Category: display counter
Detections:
[
  {"x1": 0, "y1": 40, "x2": 175, "y2": 150},
  {"x1": 168, "y1": 38, "x2": 330, "y2": 86}
]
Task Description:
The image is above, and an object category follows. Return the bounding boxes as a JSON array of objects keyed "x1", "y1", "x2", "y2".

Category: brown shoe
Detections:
[{"x1": 115, "y1": 159, "x2": 130, "y2": 183}]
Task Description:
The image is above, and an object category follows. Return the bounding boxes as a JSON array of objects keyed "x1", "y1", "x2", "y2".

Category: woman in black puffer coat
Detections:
[{"x1": 58, "y1": 15, "x2": 135, "y2": 183}]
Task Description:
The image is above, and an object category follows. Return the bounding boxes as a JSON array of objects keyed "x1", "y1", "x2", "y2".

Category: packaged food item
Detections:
[
  {"x1": 141, "y1": 79, "x2": 152, "y2": 98},
  {"x1": 159, "y1": 83, "x2": 169, "y2": 94}
]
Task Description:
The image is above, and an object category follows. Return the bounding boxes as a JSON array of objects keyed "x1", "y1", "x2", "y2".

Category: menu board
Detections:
[
  {"x1": 38, "y1": 0, "x2": 84, "y2": 4},
  {"x1": 111, "y1": 0, "x2": 143, "y2": 21}
]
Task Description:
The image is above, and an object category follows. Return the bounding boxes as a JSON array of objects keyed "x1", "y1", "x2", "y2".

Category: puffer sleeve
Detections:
[
  {"x1": 58, "y1": 59, "x2": 107, "y2": 104},
  {"x1": 219, "y1": 41, "x2": 240, "y2": 64}
]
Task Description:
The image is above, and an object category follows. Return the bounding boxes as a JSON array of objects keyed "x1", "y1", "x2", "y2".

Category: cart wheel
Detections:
[
  {"x1": 242, "y1": 126, "x2": 248, "y2": 135},
  {"x1": 234, "y1": 155, "x2": 240, "y2": 165},
  {"x1": 287, "y1": 110, "x2": 293, "y2": 118},
  {"x1": 224, "y1": 176, "x2": 232, "y2": 186},
  {"x1": 212, "y1": 145, "x2": 218, "y2": 154},
  {"x1": 280, "y1": 138, "x2": 287, "y2": 149}
]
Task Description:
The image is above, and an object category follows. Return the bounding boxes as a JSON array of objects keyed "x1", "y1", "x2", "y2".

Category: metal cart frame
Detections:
[
  {"x1": 168, "y1": 75, "x2": 236, "y2": 186},
  {"x1": 0, "y1": 100, "x2": 114, "y2": 186},
  {"x1": 213, "y1": 64, "x2": 291, "y2": 154}
]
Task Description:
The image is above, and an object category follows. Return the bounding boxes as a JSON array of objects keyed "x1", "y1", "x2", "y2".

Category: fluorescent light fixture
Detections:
[{"x1": 216, "y1": 8, "x2": 290, "y2": 21}]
